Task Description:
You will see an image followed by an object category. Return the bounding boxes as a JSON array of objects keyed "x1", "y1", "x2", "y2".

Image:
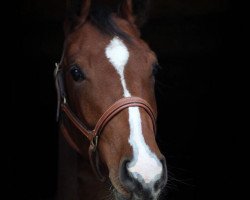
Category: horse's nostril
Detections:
[{"x1": 119, "y1": 159, "x2": 136, "y2": 191}]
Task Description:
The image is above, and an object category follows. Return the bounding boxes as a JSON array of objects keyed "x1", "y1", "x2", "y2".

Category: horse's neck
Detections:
[
  {"x1": 57, "y1": 133, "x2": 106, "y2": 200},
  {"x1": 57, "y1": 133, "x2": 79, "y2": 200}
]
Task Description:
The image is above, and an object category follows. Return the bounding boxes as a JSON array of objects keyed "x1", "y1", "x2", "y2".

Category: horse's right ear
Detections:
[
  {"x1": 119, "y1": 0, "x2": 150, "y2": 28},
  {"x1": 64, "y1": 0, "x2": 91, "y2": 33}
]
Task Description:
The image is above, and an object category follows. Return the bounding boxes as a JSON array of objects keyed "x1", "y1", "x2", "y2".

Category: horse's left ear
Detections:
[
  {"x1": 64, "y1": 0, "x2": 91, "y2": 33},
  {"x1": 119, "y1": 0, "x2": 150, "y2": 27}
]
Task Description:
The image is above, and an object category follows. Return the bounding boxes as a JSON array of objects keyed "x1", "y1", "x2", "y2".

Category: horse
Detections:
[{"x1": 54, "y1": 0, "x2": 167, "y2": 199}]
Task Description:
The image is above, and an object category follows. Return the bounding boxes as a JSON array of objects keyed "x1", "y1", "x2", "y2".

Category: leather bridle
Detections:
[{"x1": 54, "y1": 63, "x2": 157, "y2": 182}]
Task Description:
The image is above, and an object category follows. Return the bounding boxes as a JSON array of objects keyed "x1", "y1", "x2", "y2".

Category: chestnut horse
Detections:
[{"x1": 55, "y1": 0, "x2": 167, "y2": 199}]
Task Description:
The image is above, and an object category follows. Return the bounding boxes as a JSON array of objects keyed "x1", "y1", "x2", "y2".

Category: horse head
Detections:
[{"x1": 55, "y1": 1, "x2": 167, "y2": 199}]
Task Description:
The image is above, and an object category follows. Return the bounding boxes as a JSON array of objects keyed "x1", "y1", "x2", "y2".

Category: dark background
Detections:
[{"x1": 12, "y1": 0, "x2": 236, "y2": 199}]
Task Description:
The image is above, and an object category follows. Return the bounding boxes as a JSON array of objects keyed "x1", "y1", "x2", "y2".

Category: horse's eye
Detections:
[
  {"x1": 70, "y1": 65, "x2": 85, "y2": 82},
  {"x1": 152, "y1": 63, "x2": 161, "y2": 76}
]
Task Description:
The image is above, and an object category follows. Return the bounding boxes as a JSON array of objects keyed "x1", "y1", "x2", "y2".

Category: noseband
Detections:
[{"x1": 54, "y1": 63, "x2": 157, "y2": 181}]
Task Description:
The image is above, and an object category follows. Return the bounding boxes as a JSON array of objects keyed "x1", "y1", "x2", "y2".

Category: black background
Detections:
[{"x1": 12, "y1": 0, "x2": 236, "y2": 199}]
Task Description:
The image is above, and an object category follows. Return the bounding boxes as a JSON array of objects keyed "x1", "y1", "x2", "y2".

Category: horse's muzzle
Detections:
[{"x1": 117, "y1": 157, "x2": 168, "y2": 200}]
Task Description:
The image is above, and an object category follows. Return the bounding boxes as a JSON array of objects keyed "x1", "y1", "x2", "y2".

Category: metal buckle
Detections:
[
  {"x1": 63, "y1": 96, "x2": 67, "y2": 104},
  {"x1": 90, "y1": 136, "x2": 99, "y2": 152},
  {"x1": 54, "y1": 63, "x2": 60, "y2": 76}
]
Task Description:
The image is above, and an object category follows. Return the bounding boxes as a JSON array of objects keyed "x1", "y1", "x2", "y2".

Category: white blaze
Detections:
[{"x1": 105, "y1": 37, "x2": 162, "y2": 184}]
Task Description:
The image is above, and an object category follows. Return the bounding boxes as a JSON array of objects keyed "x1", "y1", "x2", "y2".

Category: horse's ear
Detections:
[
  {"x1": 64, "y1": 0, "x2": 91, "y2": 33},
  {"x1": 119, "y1": 0, "x2": 150, "y2": 27}
]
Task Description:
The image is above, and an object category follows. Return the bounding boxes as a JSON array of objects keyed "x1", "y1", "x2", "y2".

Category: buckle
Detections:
[
  {"x1": 90, "y1": 136, "x2": 99, "y2": 152},
  {"x1": 54, "y1": 63, "x2": 60, "y2": 76}
]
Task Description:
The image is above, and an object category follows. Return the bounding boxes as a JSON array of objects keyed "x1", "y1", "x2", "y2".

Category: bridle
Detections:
[{"x1": 54, "y1": 63, "x2": 157, "y2": 182}]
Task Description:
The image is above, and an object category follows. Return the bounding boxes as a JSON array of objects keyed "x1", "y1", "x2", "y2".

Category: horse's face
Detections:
[{"x1": 61, "y1": 2, "x2": 167, "y2": 199}]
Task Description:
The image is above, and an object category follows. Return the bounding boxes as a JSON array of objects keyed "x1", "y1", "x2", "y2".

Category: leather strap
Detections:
[
  {"x1": 61, "y1": 97, "x2": 156, "y2": 182},
  {"x1": 61, "y1": 97, "x2": 156, "y2": 143},
  {"x1": 54, "y1": 63, "x2": 66, "y2": 121}
]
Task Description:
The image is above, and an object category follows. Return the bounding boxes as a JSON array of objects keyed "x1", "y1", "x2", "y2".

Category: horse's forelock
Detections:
[
  {"x1": 65, "y1": 0, "x2": 150, "y2": 35},
  {"x1": 89, "y1": 2, "x2": 130, "y2": 40}
]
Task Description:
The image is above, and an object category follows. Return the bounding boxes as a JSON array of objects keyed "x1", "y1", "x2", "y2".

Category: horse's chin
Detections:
[
  {"x1": 109, "y1": 173, "x2": 131, "y2": 200},
  {"x1": 111, "y1": 183, "x2": 131, "y2": 200},
  {"x1": 113, "y1": 190, "x2": 131, "y2": 200}
]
